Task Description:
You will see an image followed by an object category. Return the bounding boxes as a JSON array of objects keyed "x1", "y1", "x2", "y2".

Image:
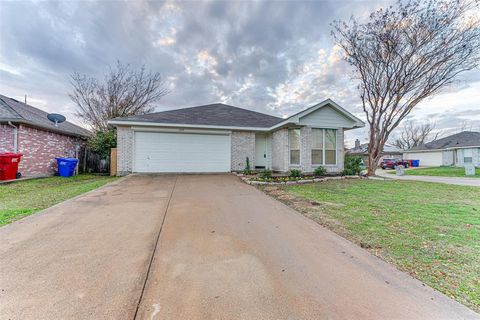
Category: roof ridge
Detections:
[{"x1": 133, "y1": 103, "x2": 282, "y2": 120}]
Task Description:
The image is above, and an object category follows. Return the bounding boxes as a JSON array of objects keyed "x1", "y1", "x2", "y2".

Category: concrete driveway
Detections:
[{"x1": 1, "y1": 175, "x2": 478, "y2": 319}]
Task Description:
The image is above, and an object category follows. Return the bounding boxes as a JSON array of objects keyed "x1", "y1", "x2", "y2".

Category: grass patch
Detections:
[
  {"x1": 262, "y1": 180, "x2": 480, "y2": 311},
  {"x1": 0, "y1": 174, "x2": 118, "y2": 226},
  {"x1": 387, "y1": 166, "x2": 480, "y2": 178}
]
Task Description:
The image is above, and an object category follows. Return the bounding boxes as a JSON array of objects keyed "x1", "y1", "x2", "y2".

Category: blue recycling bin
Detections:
[
  {"x1": 56, "y1": 158, "x2": 79, "y2": 177},
  {"x1": 412, "y1": 160, "x2": 420, "y2": 167}
]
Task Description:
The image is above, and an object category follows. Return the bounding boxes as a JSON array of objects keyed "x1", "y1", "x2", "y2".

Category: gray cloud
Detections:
[{"x1": 0, "y1": 0, "x2": 478, "y2": 146}]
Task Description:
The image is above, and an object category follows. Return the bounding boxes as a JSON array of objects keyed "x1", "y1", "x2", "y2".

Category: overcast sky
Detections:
[{"x1": 1, "y1": 0, "x2": 479, "y2": 146}]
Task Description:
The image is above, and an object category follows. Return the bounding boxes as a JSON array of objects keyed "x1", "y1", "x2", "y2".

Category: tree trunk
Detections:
[{"x1": 367, "y1": 153, "x2": 377, "y2": 176}]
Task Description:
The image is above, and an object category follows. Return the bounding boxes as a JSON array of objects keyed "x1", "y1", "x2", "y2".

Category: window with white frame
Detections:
[
  {"x1": 325, "y1": 129, "x2": 337, "y2": 164},
  {"x1": 311, "y1": 128, "x2": 337, "y2": 165},
  {"x1": 311, "y1": 129, "x2": 323, "y2": 165},
  {"x1": 464, "y1": 148, "x2": 473, "y2": 163},
  {"x1": 289, "y1": 128, "x2": 301, "y2": 165}
]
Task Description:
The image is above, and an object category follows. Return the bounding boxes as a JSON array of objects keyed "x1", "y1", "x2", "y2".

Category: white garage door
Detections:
[
  {"x1": 405, "y1": 151, "x2": 443, "y2": 167},
  {"x1": 134, "y1": 131, "x2": 231, "y2": 173}
]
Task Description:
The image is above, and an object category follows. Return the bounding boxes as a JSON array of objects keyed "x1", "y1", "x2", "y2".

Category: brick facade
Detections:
[
  {"x1": 114, "y1": 126, "x2": 346, "y2": 175},
  {"x1": 231, "y1": 131, "x2": 255, "y2": 171},
  {"x1": 0, "y1": 124, "x2": 15, "y2": 152},
  {"x1": 0, "y1": 124, "x2": 85, "y2": 177},
  {"x1": 116, "y1": 126, "x2": 134, "y2": 176},
  {"x1": 271, "y1": 128, "x2": 288, "y2": 172}
]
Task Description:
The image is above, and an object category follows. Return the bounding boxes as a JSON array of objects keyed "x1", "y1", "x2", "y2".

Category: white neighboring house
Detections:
[{"x1": 403, "y1": 131, "x2": 480, "y2": 167}]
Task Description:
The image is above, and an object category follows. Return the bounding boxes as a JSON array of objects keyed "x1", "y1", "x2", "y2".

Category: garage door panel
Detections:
[
  {"x1": 134, "y1": 131, "x2": 231, "y2": 173},
  {"x1": 405, "y1": 152, "x2": 442, "y2": 167}
]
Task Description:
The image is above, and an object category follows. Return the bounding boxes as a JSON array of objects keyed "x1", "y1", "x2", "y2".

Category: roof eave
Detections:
[
  {"x1": 404, "y1": 145, "x2": 480, "y2": 152},
  {"x1": 108, "y1": 120, "x2": 272, "y2": 132}
]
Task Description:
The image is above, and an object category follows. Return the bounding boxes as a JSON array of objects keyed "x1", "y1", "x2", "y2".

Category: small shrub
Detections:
[
  {"x1": 260, "y1": 169, "x2": 272, "y2": 179},
  {"x1": 313, "y1": 166, "x2": 327, "y2": 176},
  {"x1": 243, "y1": 157, "x2": 254, "y2": 175},
  {"x1": 289, "y1": 169, "x2": 302, "y2": 178},
  {"x1": 343, "y1": 155, "x2": 363, "y2": 175}
]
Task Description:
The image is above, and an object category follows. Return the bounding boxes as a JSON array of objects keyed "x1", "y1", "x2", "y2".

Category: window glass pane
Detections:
[
  {"x1": 290, "y1": 150, "x2": 300, "y2": 165},
  {"x1": 325, "y1": 150, "x2": 336, "y2": 164},
  {"x1": 325, "y1": 129, "x2": 336, "y2": 150},
  {"x1": 312, "y1": 129, "x2": 323, "y2": 149},
  {"x1": 289, "y1": 129, "x2": 300, "y2": 150},
  {"x1": 312, "y1": 150, "x2": 323, "y2": 165}
]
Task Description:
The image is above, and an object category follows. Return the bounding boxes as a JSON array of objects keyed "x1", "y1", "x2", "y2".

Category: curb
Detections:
[{"x1": 232, "y1": 172, "x2": 364, "y2": 185}]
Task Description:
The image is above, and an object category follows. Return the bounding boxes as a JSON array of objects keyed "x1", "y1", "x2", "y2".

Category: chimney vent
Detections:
[{"x1": 355, "y1": 139, "x2": 361, "y2": 149}]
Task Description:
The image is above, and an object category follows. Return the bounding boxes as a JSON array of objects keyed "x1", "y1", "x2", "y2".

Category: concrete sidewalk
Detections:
[{"x1": 376, "y1": 169, "x2": 480, "y2": 186}]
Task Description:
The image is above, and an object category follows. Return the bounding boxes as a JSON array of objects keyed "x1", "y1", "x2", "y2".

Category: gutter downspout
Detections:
[{"x1": 7, "y1": 121, "x2": 18, "y2": 153}]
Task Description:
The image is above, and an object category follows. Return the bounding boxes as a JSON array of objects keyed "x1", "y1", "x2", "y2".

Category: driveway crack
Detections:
[{"x1": 132, "y1": 175, "x2": 178, "y2": 320}]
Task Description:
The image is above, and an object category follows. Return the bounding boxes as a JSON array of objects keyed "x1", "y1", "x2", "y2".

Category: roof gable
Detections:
[
  {"x1": 0, "y1": 94, "x2": 90, "y2": 137},
  {"x1": 299, "y1": 105, "x2": 357, "y2": 128},
  {"x1": 270, "y1": 99, "x2": 364, "y2": 130}
]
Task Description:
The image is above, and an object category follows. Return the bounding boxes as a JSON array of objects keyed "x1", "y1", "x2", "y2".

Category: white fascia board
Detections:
[
  {"x1": 131, "y1": 126, "x2": 231, "y2": 135},
  {"x1": 108, "y1": 120, "x2": 270, "y2": 132}
]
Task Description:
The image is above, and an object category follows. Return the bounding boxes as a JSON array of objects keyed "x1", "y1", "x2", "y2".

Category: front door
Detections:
[{"x1": 255, "y1": 134, "x2": 267, "y2": 168}]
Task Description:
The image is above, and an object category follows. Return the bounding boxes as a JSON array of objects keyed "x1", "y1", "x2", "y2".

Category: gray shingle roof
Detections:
[
  {"x1": 348, "y1": 143, "x2": 402, "y2": 154},
  {"x1": 408, "y1": 131, "x2": 480, "y2": 151},
  {"x1": 0, "y1": 94, "x2": 90, "y2": 137},
  {"x1": 111, "y1": 103, "x2": 284, "y2": 128}
]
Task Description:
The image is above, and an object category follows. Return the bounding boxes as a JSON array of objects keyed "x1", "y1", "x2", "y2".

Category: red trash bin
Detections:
[{"x1": 0, "y1": 153, "x2": 23, "y2": 180}]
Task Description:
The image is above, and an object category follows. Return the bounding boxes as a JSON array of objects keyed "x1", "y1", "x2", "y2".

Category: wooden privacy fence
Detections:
[
  {"x1": 78, "y1": 148, "x2": 110, "y2": 174},
  {"x1": 110, "y1": 148, "x2": 117, "y2": 176}
]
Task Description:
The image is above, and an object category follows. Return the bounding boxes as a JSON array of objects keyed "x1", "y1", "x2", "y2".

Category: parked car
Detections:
[{"x1": 381, "y1": 158, "x2": 410, "y2": 169}]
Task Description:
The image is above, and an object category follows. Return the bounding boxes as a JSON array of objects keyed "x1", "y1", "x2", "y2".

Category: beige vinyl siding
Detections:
[{"x1": 299, "y1": 105, "x2": 356, "y2": 128}]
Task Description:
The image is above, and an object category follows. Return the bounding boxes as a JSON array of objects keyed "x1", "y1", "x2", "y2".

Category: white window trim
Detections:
[
  {"x1": 288, "y1": 128, "x2": 301, "y2": 166},
  {"x1": 311, "y1": 128, "x2": 323, "y2": 166},
  {"x1": 311, "y1": 128, "x2": 338, "y2": 167}
]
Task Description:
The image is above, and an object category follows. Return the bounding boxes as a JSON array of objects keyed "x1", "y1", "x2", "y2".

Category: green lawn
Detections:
[
  {"x1": 0, "y1": 174, "x2": 118, "y2": 226},
  {"x1": 266, "y1": 180, "x2": 480, "y2": 311},
  {"x1": 387, "y1": 166, "x2": 480, "y2": 177}
]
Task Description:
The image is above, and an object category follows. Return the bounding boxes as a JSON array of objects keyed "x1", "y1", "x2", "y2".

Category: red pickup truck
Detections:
[{"x1": 380, "y1": 158, "x2": 410, "y2": 169}]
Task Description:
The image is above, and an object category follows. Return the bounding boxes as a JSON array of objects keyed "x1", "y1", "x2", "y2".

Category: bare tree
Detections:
[
  {"x1": 70, "y1": 61, "x2": 169, "y2": 131},
  {"x1": 392, "y1": 120, "x2": 439, "y2": 149},
  {"x1": 460, "y1": 120, "x2": 474, "y2": 132},
  {"x1": 332, "y1": 0, "x2": 480, "y2": 175}
]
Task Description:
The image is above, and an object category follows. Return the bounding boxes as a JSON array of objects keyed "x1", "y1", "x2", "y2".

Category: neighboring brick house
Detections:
[
  {"x1": 0, "y1": 94, "x2": 90, "y2": 177},
  {"x1": 108, "y1": 99, "x2": 364, "y2": 175},
  {"x1": 346, "y1": 140, "x2": 403, "y2": 166}
]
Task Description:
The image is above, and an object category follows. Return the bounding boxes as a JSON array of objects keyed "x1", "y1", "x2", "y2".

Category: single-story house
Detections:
[
  {"x1": 0, "y1": 94, "x2": 90, "y2": 177},
  {"x1": 108, "y1": 99, "x2": 365, "y2": 175},
  {"x1": 346, "y1": 139, "x2": 403, "y2": 165},
  {"x1": 403, "y1": 131, "x2": 480, "y2": 167}
]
